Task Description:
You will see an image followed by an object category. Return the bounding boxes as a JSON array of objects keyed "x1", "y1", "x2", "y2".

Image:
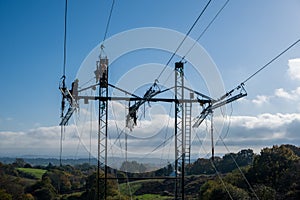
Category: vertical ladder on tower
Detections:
[{"x1": 185, "y1": 92, "x2": 193, "y2": 164}]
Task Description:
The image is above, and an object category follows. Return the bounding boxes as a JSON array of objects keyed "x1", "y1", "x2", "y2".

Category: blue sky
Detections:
[{"x1": 0, "y1": 0, "x2": 300, "y2": 159}]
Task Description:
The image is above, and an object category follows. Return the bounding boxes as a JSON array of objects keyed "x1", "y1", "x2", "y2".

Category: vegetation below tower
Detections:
[{"x1": 0, "y1": 144, "x2": 299, "y2": 199}]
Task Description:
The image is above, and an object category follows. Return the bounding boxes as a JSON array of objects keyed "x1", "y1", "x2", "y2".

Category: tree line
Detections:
[
  {"x1": 1, "y1": 144, "x2": 299, "y2": 199},
  {"x1": 199, "y1": 144, "x2": 300, "y2": 199}
]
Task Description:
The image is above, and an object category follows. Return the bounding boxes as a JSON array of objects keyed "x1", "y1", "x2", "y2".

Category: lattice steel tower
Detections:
[{"x1": 174, "y1": 61, "x2": 185, "y2": 200}]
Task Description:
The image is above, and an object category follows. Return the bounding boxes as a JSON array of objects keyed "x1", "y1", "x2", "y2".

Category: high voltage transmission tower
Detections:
[
  {"x1": 59, "y1": 56, "x2": 247, "y2": 199},
  {"x1": 58, "y1": 1, "x2": 299, "y2": 199},
  {"x1": 59, "y1": 36, "x2": 300, "y2": 199}
]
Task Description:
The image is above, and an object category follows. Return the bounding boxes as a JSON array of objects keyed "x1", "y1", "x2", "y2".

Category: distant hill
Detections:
[
  {"x1": 0, "y1": 157, "x2": 98, "y2": 166},
  {"x1": 0, "y1": 156, "x2": 172, "y2": 170}
]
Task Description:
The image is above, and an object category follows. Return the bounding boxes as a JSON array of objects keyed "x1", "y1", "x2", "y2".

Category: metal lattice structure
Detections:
[
  {"x1": 59, "y1": 57, "x2": 247, "y2": 199},
  {"x1": 174, "y1": 62, "x2": 185, "y2": 199},
  {"x1": 96, "y1": 57, "x2": 109, "y2": 199}
]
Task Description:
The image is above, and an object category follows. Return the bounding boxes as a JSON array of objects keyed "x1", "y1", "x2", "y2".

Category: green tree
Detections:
[
  {"x1": 81, "y1": 171, "x2": 120, "y2": 199},
  {"x1": 120, "y1": 161, "x2": 146, "y2": 173},
  {"x1": 218, "y1": 149, "x2": 254, "y2": 173},
  {"x1": 22, "y1": 194, "x2": 35, "y2": 200},
  {"x1": 154, "y1": 164, "x2": 173, "y2": 177},
  {"x1": 283, "y1": 144, "x2": 300, "y2": 157},
  {"x1": 26, "y1": 177, "x2": 57, "y2": 200},
  {"x1": 187, "y1": 158, "x2": 214, "y2": 175},
  {"x1": 0, "y1": 174, "x2": 24, "y2": 200},
  {"x1": 0, "y1": 189, "x2": 12, "y2": 200},
  {"x1": 236, "y1": 149, "x2": 254, "y2": 166},
  {"x1": 249, "y1": 145, "x2": 299, "y2": 191},
  {"x1": 34, "y1": 188, "x2": 56, "y2": 200},
  {"x1": 200, "y1": 180, "x2": 250, "y2": 200},
  {"x1": 24, "y1": 163, "x2": 32, "y2": 168},
  {"x1": 12, "y1": 158, "x2": 26, "y2": 168},
  {"x1": 224, "y1": 166, "x2": 250, "y2": 189},
  {"x1": 75, "y1": 163, "x2": 95, "y2": 172},
  {"x1": 253, "y1": 184, "x2": 276, "y2": 200},
  {"x1": 279, "y1": 159, "x2": 300, "y2": 199},
  {"x1": 44, "y1": 169, "x2": 72, "y2": 193}
]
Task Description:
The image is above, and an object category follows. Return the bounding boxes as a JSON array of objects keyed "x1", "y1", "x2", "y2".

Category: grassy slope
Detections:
[
  {"x1": 119, "y1": 181, "x2": 142, "y2": 196},
  {"x1": 134, "y1": 194, "x2": 173, "y2": 199},
  {"x1": 17, "y1": 168, "x2": 47, "y2": 179},
  {"x1": 119, "y1": 179, "x2": 173, "y2": 199},
  {"x1": 118, "y1": 175, "x2": 213, "y2": 199}
]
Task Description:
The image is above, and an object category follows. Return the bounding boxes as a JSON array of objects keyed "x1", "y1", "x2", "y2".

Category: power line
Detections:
[
  {"x1": 241, "y1": 38, "x2": 300, "y2": 85},
  {"x1": 156, "y1": 0, "x2": 212, "y2": 82},
  {"x1": 103, "y1": 0, "x2": 115, "y2": 43},
  {"x1": 210, "y1": 159, "x2": 234, "y2": 200},
  {"x1": 63, "y1": 0, "x2": 68, "y2": 77},
  {"x1": 60, "y1": 126, "x2": 64, "y2": 166},
  {"x1": 213, "y1": 123, "x2": 260, "y2": 200},
  {"x1": 194, "y1": 133, "x2": 233, "y2": 199},
  {"x1": 181, "y1": 0, "x2": 230, "y2": 61},
  {"x1": 60, "y1": 0, "x2": 68, "y2": 167}
]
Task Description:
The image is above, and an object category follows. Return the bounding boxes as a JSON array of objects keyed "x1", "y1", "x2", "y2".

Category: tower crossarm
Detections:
[
  {"x1": 183, "y1": 86, "x2": 216, "y2": 102},
  {"x1": 59, "y1": 106, "x2": 76, "y2": 126},
  {"x1": 126, "y1": 82, "x2": 172, "y2": 130},
  {"x1": 59, "y1": 78, "x2": 79, "y2": 126},
  {"x1": 193, "y1": 84, "x2": 247, "y2": 128}
]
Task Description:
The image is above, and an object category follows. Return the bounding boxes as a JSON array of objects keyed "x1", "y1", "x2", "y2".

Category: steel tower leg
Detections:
[
  {"x1": 211, "y1": 111, "x2": 214, "y2": 161},
  {"x1": 175, "y1": 62, "x2": 185, "y2": 200},
  {"x1": 97, "y1": 57, "x2": 109, "y2": 200}
]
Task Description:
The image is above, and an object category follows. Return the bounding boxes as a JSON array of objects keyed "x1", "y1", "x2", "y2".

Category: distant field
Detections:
[
  {"x1": 119, "y1": 179, "x2": 165, "y2": 195},
  {"x1": 119, "y1": 179, "x2": 173, "y2": 199},
  {"x1": 134, "y1": 194, "x2": 173, "y2": 199},
  {"x1": 119, "y1": 181, "x2": 142, "y2": 196},
  {"x1": 17, "y1": 168, "x2": 47, "y2": 179}
]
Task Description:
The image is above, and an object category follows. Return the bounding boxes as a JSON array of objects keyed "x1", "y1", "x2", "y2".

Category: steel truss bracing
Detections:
[
  {"x1": 174, "y1": 61, "x2": 185, "y2": 200},
  {"x1": 96, "y1": 57, "x2": 109, "y2": 200},
  {"x1": 59, "y1": 57, "x2": 247, "y2": 200}
]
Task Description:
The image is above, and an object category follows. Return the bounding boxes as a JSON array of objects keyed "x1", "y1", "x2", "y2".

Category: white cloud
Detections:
[
  {"x1": 1, "y1": 111, "x2": 300, "y2": 159},
  {"x1": 252, "y1": 95, "x2": 269, "y2": 105},
  {"x1": 0, "y1": 125, "x2": 81, "y2": 157},
  {"x1": 275, "y1": 87, "x2": 300, "y2": 101},
  {"x1": 211, "y1": 113, "x2": 300, "y2": 155},
  {"x1": 191, "y1": 112, "x2": 300, "y2": 156},
  {"x1": 230, "y1": 113, "x2": 300, "y2": 129},
  {"x1": 288, "y1": 58, "x2": 300, "y2": 80},
  {"x1": 275, "y1": 88, "x2": 294, "y2": 100},
  {"x1": 239, "y1": 87, "x2": 300, "y2": 113}
]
